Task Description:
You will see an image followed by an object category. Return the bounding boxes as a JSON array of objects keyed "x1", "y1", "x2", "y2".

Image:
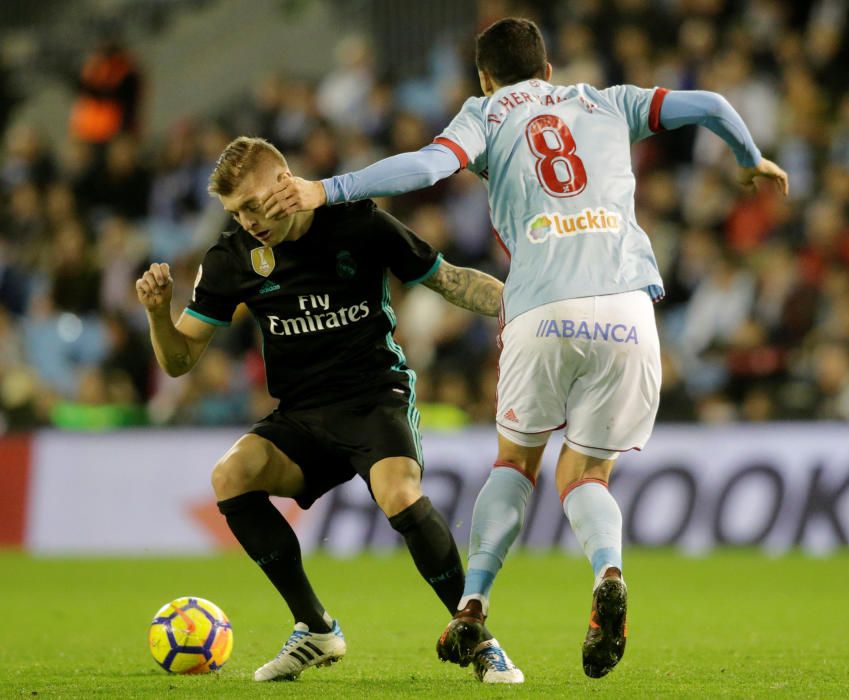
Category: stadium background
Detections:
[{"x1": 1, "y1": 0, "x2": 847, "y2": 550}]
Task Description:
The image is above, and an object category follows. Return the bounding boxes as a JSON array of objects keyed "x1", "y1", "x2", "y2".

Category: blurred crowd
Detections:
[{"x1": 1, "y1": 0, "x2": 849, "y2": 433}]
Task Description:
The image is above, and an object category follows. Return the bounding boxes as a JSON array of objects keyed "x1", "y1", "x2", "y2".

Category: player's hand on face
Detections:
[
  {"x1": 737, "y1": 158, "x2": 789, "y2": 197},
  {"x1": 135, "y1": 262, "x2": 174, "y2": 311},
  {"x1": 263, "y1": 174, "x2": 327, "y2": 219}
]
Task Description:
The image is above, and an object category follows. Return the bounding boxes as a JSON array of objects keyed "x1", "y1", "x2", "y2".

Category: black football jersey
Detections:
[{"x1": 185, "y1": 200, "x2": 442, "y2": 409}]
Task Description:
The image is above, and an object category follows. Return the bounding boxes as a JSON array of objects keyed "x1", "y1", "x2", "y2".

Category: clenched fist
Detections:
[{"x1": 136, "y1": 262, "x2": 174, "y2": 311}]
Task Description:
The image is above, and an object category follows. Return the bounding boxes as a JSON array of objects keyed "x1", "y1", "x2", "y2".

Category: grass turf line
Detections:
[{"x1": 0, "y1": 549, "x2": 846, "y2": 698}]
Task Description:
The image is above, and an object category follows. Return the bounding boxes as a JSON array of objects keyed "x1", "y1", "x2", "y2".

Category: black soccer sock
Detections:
[
  {"x1": 389, "y1": 496, "x2": 465, "y2": 613},
  {"x1": 217, "y1": 490, "x2": 331, "y2": 633}
]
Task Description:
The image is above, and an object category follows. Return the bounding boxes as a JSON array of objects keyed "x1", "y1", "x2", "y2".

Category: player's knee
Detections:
[
  {"x1": 373, "y1": 475, "x2": 422, "y2": 517},
  {"x1": 370, "y1": 458, "x2": 422, "y2": 517},
  {"x1": 211, "y1": 438, "x2": 271, "y2": 499},
  {"x1": 496, "y1": 437, "x2": 545, "y2": 475}
]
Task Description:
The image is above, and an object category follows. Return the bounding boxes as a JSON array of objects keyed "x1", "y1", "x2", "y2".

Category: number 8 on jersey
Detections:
[{"x1": 525, "y1": 114, "x2": 587, "y2": 197}]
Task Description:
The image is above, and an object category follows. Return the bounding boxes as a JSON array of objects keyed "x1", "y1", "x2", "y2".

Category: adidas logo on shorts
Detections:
[{"x1": 504, "y1": 408, "x2": 519, "y2": 423}]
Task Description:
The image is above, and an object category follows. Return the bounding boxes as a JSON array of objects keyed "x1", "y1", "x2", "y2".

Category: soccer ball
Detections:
[{"x1": 148, "y1": 596, "x2": 233, "y2": 674}]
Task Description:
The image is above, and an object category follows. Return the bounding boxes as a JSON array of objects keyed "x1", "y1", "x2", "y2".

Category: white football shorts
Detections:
[{"x1": 496, "y1": 290, "x2": 661, "y2": 459}]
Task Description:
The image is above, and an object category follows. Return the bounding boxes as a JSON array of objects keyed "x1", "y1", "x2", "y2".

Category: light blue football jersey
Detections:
[{"x1": 434, "y1": 80, "x2": 667, "y2": 323}]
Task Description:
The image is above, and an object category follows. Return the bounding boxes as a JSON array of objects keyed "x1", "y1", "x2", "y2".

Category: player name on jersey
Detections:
[{"x1": 489, "y1": 88, "x2": 568, "y2": 123}]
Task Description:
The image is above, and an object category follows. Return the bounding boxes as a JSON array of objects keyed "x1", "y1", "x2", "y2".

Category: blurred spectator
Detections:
[
  {"x1": 86, "y1": 134, "x2": 152, "y2": 220},
  {"x1": 49, "y1": 365, "x2": 147, "y2": 430},
  {"x1": 3, "y1": 181, "x2": 48, "y2": 268},
  {"x1": 148, "y1": 121, "x2": 203, "y2": 223},
  {"x1": 0, "y1": 368, "x2": 43, "y2": 431},
  {"x1": 0, "y1": 250, "x2": 30, "y2": 316},
  {"x1": 0, "y1": 45, "x2": 21, "y2": 137},
  {"x1": 68, "y1": 38, "x2": 144, "y2": 144},
  {"x1": 798, "y1": 197, "x2": 849, "y2": 285},
  {"x1": 1, "y1": 123, "x2": 55, "y2": 190},
  {"x1": 21, "y1": 290, "x2": 106, "y2": 399},
  {"x1": 551, "y1": 21, "x2": 605, "y2": 87},
  {"x1": 300, "y1": 123, "x2": 341, "y2": 179},
  {"x1": 441, "y1": 171, "x2": 494, "y2": 266},
  {"x1": 677, "y1": 252, "x2": 755, "y2": 396},
  {"x1": 273, "y1": 78, "x2": 321, "y2": 152},
  {"x1": 809, "y1": 343, "x2": 849, "y2": 420},
  {"x1": 316, "y1": 35, "x2": 375, "y2": 133},
  {"x1": 101, "y1": 312, "x2": 152, "y2": 402},
  {"x1": 177, "y1": 348, "x2": 250, "y2": 426},
  {"x1": 96, "y1": 216, "x2": 148, "y2": 316},
  {"x1": 50, "y1": 220, "x2": 101, "y2": 316},
  {"x1": 45, "y1": 181, "x2": 81, "y2": 232}
]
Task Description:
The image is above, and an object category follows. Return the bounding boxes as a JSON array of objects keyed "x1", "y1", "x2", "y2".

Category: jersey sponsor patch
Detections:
[
  {"x1": 535, "y1": 318, "x2": 638, "y2": 344},
  {"x1": 527, "y1": 208, "x2": 622, "y2": 244},
  {"x1": 251, "y1": 246, "x2": 275, "y2": 277},
  {"x1": 266, "y1": 295, "x2": 370, "y2": 336}
]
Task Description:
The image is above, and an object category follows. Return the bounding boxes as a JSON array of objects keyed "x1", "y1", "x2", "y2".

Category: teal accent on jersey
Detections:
[
  {"x1": 184, "y1": 307, "x2": 230, "y2": 326},
  {"x1": 381, "y1": 272, "x2": 423, "y2": 464},
  {"x1": 403, "y1": 252, "x2": 443, "y2": 288},
  {"x1": 260, "y1": 336, "x2": 270, "y2": 396},
  {"x1": 437, "y1": 81, "x2": 665, "y2": 323}
]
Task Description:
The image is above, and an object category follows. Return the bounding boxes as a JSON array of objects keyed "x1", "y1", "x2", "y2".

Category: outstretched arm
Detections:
[
  {"x1": 263, "y1": 143, "x2": 461, "y2": 218},
  {"x1": 660, "y1": 90, "x2": 789, "y2": 195},
  {"x1": 422, "y1": 260, "x2": 503, "y2": 317}
]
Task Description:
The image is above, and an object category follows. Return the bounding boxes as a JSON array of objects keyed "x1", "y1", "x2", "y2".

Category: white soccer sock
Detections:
[{"x1": 562, "y1": 480, "x2": 623, "y2": 590}]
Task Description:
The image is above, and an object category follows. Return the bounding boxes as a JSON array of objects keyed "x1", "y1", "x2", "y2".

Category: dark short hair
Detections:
[{"x1": 475, "y1": 18, "x2": 547, "y2": 87}]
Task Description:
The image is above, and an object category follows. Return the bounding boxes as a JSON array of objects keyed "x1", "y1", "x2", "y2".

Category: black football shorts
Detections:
[{"x1": 250, "y1": 382, "x2": 423, "y2": 509}]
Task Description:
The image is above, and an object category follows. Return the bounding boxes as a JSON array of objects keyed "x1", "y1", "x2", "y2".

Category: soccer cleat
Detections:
[
  {"x1": 436, "y1": 602, "x2": 487, "y2": 667},
  {"x1": 473, "y1": 638, "x2": 524, "y2": 684},
  {"x1": 254, "y1": 620, "x2": 346, "y2": 681},
  {"x1": 582, "y1": 574, "x2": 628, "y2": 678}
]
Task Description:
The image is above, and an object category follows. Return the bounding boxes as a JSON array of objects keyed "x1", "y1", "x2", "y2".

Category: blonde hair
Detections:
[{"x1": 207, "y1": 136, "x2": 286, "y2": 196}]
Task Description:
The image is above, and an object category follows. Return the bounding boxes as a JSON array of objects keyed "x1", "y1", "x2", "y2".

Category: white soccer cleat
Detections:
[
  {"x1": 254, "y1": 620, "x2": 346, "y2": 681},
  {"x1": 472, "y1": 638, "x2": 525, "y2": 684}
]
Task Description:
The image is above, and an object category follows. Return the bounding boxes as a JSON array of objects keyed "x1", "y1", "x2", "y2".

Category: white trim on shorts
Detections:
[{"x1": 496, "y1": 423, "x2": 626, "y2": 460}]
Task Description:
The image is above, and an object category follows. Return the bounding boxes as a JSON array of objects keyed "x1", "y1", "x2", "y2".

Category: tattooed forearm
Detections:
[
  {"x1": 424, "y1": 262, "x2": 503, "y2": 316},
  {"x1": 145, "y1": 308, "x2": 208, "y2": 377},
  {"x1": 167, "y1": 351, "x2": 194, "y2": 374}
]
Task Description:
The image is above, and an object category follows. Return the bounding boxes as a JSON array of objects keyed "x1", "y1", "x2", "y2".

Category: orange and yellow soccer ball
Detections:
[{"x1": 148, "y1": 596, "x2": 233, "y2": 674}]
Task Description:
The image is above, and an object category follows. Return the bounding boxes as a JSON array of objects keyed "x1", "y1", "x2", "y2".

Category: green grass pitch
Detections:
[{"x1": 1, "y1": 549, "x2": 846, "y2": 698}]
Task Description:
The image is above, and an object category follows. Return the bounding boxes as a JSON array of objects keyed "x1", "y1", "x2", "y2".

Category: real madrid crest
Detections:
[
  {"x1": 336, "y1": 250, "x2": 357, "y2": 279},
  {"x1": 251, "y1": 247, "x2": 276, "y2": 277}
]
